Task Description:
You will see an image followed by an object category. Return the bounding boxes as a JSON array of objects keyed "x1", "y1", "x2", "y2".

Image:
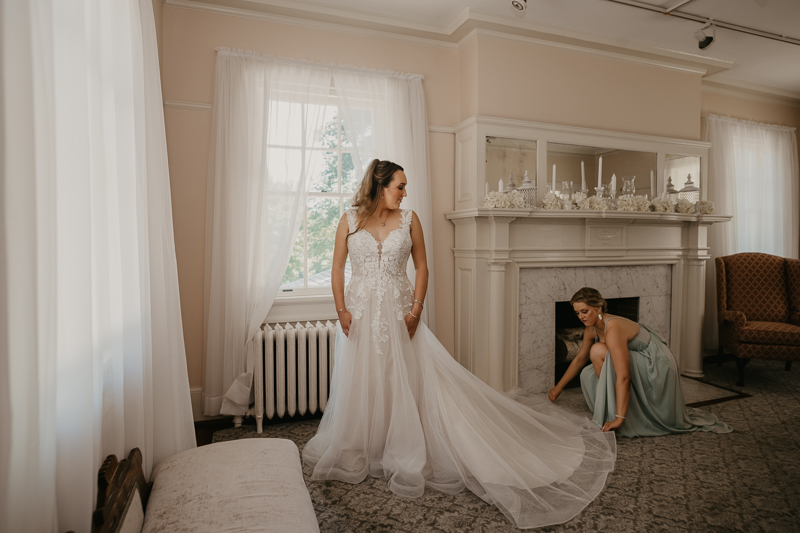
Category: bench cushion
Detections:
[{"x1": 143, "y1": 438, "x2": 319, "y2": 533}]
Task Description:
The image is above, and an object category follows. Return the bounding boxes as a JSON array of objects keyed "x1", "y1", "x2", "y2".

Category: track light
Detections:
[
  {"x1": 510, "y1": 0, "x2": 527, "y2": 18},
  {"x1": 694, "y1": 21, "x2": 715, "y2": 51}
]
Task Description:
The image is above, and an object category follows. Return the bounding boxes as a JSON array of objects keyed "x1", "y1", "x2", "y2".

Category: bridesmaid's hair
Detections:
[
  {"x1": 570, "y1": 287, "x2": 608, "y2": 313},
  {"x1": 348, "y1": 159, "x2": 404, "y2": 239}
]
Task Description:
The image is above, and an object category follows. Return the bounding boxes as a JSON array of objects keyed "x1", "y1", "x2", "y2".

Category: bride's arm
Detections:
[
  {"x1": 602, "y1": 321, "x2": 631, "y2": 432},
  {"x1": 332, "y1": 214, "x2": 351, "y2": 336},
  {"x1": 548, "y1": 328, "x2": 593, "y2": 402},
  {"x1": 406, "y1": 211, "x2": 428, "y2": 339}
]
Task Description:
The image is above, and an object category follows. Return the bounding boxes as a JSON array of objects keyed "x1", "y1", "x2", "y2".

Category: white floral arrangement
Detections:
[
  {"x1": 541, "y1": 191, "x2": 562, "y2": 210},
  {"x1": 572, "y1": 191, "x2": 587, "y2": 204},
  {"x1": 616, "y1": 195, "x2": 651, "y2": 212},
  {"x1": 676, "y1": 198, "x2": 695, "y2": 214},
  {"x1": 576, "y1": 195, "x2": 609, "y2": 211},
  {"x1": 651, "y1": 196, "x2": 676, "y2": 213},
  {"x1": 695, "y1": 200, "x2": 715, "y2": 214},
  {"x1": 482, "y1": 190, "x2": 527, "y2": 209}
]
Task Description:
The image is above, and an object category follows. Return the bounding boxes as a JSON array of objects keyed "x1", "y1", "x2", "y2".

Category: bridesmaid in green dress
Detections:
[{"x1": 548, "y1": 287, "x2": 732, "y2": 437}]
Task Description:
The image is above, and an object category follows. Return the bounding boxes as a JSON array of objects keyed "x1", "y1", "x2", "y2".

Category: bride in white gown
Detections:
[{"x1": 302, "y1": 160, "x2": 617, "y2": 529}]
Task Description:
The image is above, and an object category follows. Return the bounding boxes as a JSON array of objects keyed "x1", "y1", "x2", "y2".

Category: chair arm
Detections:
[
  {"x1": 791, "y1": 311, "x2": 800, "y2": 327},
  {"x1": 719, "y1": 309, "x2": 746, "y2": 329}
]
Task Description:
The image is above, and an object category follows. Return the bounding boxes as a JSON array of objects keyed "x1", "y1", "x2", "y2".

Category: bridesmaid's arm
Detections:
[
  {"x1": 602, "y1": 321, "x2": 631, "y2": 432},
  {"x1": 406, "y1": 211, "x2": 427, "y2": 339},
  {"x1": 332, "y1": 214, "x2": 351, "y2": 336},
  {"x1": 548, "y1": 328, "x2": 593, "y2": 403}
]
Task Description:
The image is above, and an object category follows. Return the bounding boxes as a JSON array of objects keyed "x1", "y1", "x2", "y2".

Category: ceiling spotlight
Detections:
[
  {"x1": 510, "y1": 0, "x2": 527, "y2": 18},
  {"x1": 694, "y1": 21, "x2": 715, "y2": 51}
]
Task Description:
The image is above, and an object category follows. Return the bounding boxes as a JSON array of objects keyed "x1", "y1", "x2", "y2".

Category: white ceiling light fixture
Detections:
[
  {"x1": 510, "y1": 0, "x2": 527, "y2": 18},
  {"x1": 694, "y1": 20, "x2": 715, "y2": 51}
]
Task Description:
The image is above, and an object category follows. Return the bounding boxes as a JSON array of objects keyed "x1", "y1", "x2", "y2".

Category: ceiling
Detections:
[{"x1": 182, "y1": 0, "x2": 800, "y2": 96}]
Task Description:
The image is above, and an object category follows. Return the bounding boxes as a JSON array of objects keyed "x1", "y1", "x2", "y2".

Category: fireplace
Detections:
[{"x1": 554, "y1": 297, "x2": 640, "y2": 388}]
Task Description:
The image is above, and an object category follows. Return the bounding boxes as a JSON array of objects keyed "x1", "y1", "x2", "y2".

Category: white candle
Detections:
[
  {"x1": 485, "y1": 182, "x2": 489, "y2": 196},
  {"x1": 498, "y1": 178, "x2": 504, "y2": 193},
  {"x1": 611, "y1": 174, "x2": 617, "y2": 194},
  {"x1": 650, "y1": 170, "x2": 655, "y2": 196},
  {"x1": 597, "y1": 156, "x2": 603, "y2": 188},
  {"x1": 662, "y1": 168, "x2": 667, "y2": 195},
  {"x1": 581, "y1": 161, "x2": 586, "y2": 191},
  {"x1": 552, "y1": 164, "x2": 557, "y2": 192}
]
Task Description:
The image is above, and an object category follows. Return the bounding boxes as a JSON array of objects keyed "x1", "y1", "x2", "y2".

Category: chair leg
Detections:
[
  {"x1": 786, "y1": 361, "x2": 793, "y2": 372},
  {"x1": 736, "y1": 357, "x2": 750, "y2": 387}
]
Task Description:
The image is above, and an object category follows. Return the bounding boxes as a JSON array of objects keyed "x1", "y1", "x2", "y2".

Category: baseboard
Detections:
[{"x1": 190, "y1": 387, "x2": 228, "y2": 422}]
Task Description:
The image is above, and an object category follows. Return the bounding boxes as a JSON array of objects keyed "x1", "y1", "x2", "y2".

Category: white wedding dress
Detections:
[{"x1": 302, "y1": 209, "x2": 616, "y2": 529}]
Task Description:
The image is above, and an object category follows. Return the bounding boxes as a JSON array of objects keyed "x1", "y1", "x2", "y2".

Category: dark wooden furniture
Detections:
[
  {"x1": 91, "y1": 448, "x2": 151, "y2": 533},
  {"x1": 716, "y1": 253, "x2": 800, "y2": 386}
]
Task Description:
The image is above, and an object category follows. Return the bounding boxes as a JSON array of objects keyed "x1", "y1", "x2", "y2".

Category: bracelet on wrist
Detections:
[
  {"x1": 615, "y1": 415, "x2": 625, "y2": 419},
  {"x1": 414, "y1": 299, "x2": 424, "y2": 309},
  {"x1": 408, "y1": 311, "x2": 419, "y2": 319},
  {"x1": 337, "y1": 308, "x2": 346, "y2": 314}
]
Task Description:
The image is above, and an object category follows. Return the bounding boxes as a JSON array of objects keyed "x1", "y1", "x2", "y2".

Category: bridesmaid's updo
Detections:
[
  {"x1": 570, "y1": 287, "x2": 608, "y2": 313},
  {"x1": 348, "y1": 159, "x2": 404, "y2": 236}
]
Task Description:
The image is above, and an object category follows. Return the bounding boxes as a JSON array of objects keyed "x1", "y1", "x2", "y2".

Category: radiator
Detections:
[{"x1": 253, "y1": 320, "x2": 338, "y2": 433}]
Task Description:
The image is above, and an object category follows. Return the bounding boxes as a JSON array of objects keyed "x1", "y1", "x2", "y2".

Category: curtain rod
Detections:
[{"x1": 215, "y1": 47, "x2": 424, "y2": 81}]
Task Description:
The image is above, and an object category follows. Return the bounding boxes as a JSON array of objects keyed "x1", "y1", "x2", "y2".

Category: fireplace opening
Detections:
[{"x1": 554, "y1": 297, "x2": 640, "y2": 389}]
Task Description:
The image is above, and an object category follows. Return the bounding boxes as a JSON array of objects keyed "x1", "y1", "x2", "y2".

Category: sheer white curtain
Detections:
[
  {"x1": 1, "y1": 1, "x2": 196, "y2": 532},
  {"x1": 203, "y1": 52, "x2": 433, "y2": 416},
  {"x1": 203, "y1": 49, "x2": 331, "y2": 416},
  {"x1": 333, "y1": 71, "x2": 435, "y2": 328},
  {"x1": 702, "y1": 114, "x2": 799, "y2": 348}
]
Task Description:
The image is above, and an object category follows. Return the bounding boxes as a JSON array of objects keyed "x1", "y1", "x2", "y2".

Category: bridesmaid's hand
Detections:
[
  {"x1": 547, "y1": 387, "x2": 562, "y2": 403},
  {"x1": 339, "y1": 310, "x2": 352, "y2": 336},
  {"x1": 602, "y1": 417, "x2": 625, "y2": 432}
]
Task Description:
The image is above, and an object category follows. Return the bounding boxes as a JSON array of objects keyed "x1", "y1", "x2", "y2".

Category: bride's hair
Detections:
[
  {"x1": 570, "y1": 287, "x2": 608, "y2": 313},
  {"x1": 348, "y1": 159, "x2": 404, "y2": 237}
]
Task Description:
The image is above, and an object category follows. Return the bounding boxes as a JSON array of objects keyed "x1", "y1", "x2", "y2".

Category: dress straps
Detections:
[
  {"x1": 345, "y1": 208, "x2": 357, "y2": 233},
  {"x1": 400, "y1": 209, "x2": 413, "y2": 231}
]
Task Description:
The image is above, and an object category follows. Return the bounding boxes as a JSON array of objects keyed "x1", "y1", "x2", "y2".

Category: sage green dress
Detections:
[{"x1": 580, "y1": 318, "x2": 732, "y2": 438}]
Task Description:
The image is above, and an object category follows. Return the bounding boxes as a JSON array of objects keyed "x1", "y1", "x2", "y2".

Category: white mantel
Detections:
[{"x1": 445, "y1": 208, "x2": 732, "y2": 392}]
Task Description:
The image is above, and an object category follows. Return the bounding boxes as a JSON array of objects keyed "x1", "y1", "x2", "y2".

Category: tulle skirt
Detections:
[{"x1": 302, "y1": 293, "x2": 616, "y2": 529}]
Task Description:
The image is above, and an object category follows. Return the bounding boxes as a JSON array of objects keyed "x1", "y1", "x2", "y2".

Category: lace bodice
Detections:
[{"x1": 344, "y1": 209, "x2": 415, "y2": 351}]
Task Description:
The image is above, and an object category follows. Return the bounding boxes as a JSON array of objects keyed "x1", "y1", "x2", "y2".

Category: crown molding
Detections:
[
  {"x1": 164, "y1": 0, "x2": 460, "y2": 50},
  {"x1": 701, "y1": 77, "x2": 800, "y2": 108},
  {"x1": 168, "y1": 0, "x2": 734, "y2": 77}
]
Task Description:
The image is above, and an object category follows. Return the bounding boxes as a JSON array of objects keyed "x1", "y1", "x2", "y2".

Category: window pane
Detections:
[
  {"x1": 309, "y1": 151, "x2": 339, "y2": 193},
  {"x1": 341, "y1": 152, "x2": 358, "y2": 193},
  {"x1": 266, "y1": 147, "x2": 303, "y2": 193},
  {"x1": 280, "y1": 219, "x2": 305, "y2": 290},
  {"x1": 268, "y1": 100, "x2": 305, "y2": 147},
  {"x1": 320, "y1": 105, "x2": 339, "y2": 149},
  {"x1": 306, "y1": 197, "x2": 339, "y2": 287}
]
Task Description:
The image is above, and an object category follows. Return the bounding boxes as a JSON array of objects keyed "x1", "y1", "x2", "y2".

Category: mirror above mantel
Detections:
[{"x1": 455, "y1": 115, "x2": 710, "y2": 211}]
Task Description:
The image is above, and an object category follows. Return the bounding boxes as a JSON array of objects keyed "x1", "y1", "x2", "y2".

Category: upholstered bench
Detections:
[{"x1": 92, "y1": 438, "x2": 319, "y2": 533}]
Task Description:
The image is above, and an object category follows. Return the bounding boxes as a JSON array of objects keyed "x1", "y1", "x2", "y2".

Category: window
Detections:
[{"x1": 279, "y1": 94, "x2": 363, "y2": 295}]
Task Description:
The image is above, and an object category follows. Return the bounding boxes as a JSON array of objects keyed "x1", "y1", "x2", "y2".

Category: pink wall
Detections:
[{"x1": 159, "y1": 4, "x2": 798, "y2": 394}]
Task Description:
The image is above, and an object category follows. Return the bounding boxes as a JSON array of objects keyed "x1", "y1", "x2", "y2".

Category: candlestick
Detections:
[
  {"x1": 552, "y1": 164, "x2": 557, "y2": 194},
  {"x1": 597, "y1": 156, "x2": 603, "y2": 188},
  {"x1": 498, "y1": 178, "x2": 504, "y2": 193},
  {"x1": 611, "y1": 173, "x2": 617, "y2": 195},
  {"x1": 649, "y1": 170, "x2": 654, "y2": 196},
  {"x1": 485, "y1": 182, "x2": 489, "y2": 197},
  {"x1": 581, "y1": 161, "x2": 586, "y2": 191},
  {"x1": 662, "y1": 168, "x2": 667, "y2": 195}
]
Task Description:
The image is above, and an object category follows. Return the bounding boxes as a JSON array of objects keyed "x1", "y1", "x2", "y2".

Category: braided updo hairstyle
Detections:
[{"x1": 570, "y1": 287, "x2": 608, "y2": 313}]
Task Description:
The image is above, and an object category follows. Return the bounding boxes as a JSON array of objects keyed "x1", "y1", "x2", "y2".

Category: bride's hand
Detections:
[
  {"x1": 339, "y1": 310, "x2": 352, "y2": 336},
  {"x1": 547, "y1": 387, "x2": 562, "y2": 403},
  {"x1": 405, "y1": 312, "x2": 420, "y2": 340}
]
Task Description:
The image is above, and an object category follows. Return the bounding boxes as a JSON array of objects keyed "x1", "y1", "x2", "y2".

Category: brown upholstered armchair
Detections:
[{"x1": 716, "y1": 253, "x2": 800, "y2": 386}]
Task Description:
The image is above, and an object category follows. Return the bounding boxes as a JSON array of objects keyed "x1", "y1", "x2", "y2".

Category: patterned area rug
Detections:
[{"x1": 213, "y1": 360, "x2": 800, "y2": 532}]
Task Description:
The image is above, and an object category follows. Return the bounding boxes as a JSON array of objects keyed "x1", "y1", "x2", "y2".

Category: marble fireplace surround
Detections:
[{"x1": 518, "y1": 264, "x2": 672, "y2": 395}]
